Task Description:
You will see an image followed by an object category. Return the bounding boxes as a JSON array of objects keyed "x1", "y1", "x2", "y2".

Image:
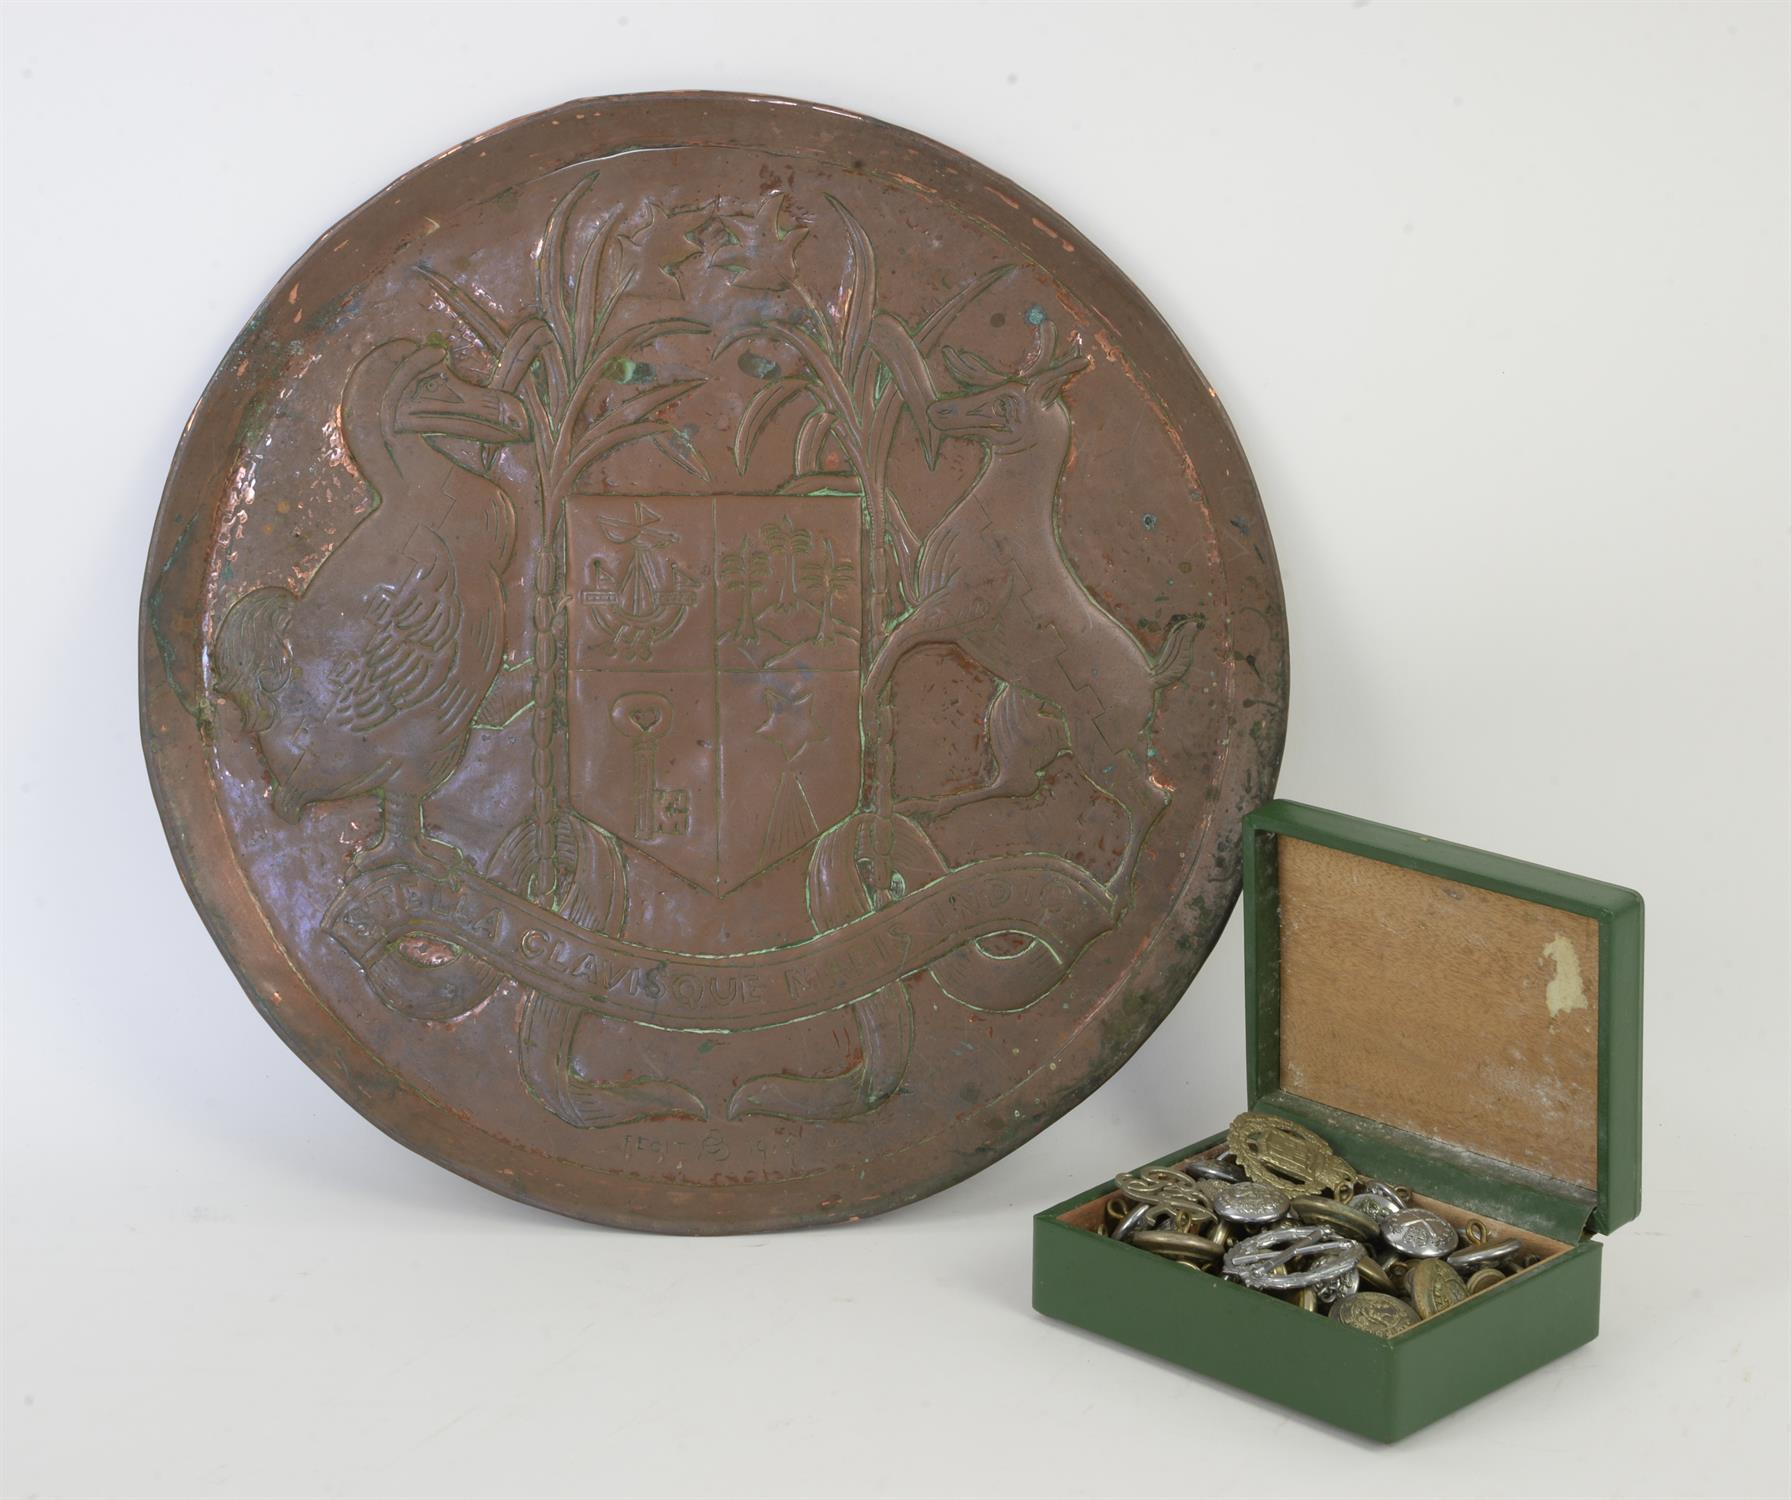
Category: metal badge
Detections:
[
  {"x1": 141, "y1": 94, "x2": 1288, "y2": 1233},
  {"x1": 1290, "y1": 1195, "x2": 1381, "y2": 1242},
  {"x1": 1213, "y1": 1180, "x2": 1292, "y2": 1226},
  {"x1": 1113, "y1": 1167, "x2": 1218, "y2": 1222},
  {"x1": 1353, "y1": 1251, "x2": 1397, "y2": 1295},
  {"x1": 1330, "y1": 1291, "x2": 1420, "y2": 1338},
  {"x1": 1347, "y1": 1181, "x2": 1408, "y2": 1223},
  {"x1": 1113, "y1": 1201, "x2": 1175, "y2": 1243},
  {"x1": 1446, "y1": 1219, "x2": 1525, "y2": 1270},
  {"x1": 1129, "y1": 1228, "x2": 1223, "y2": 1264},
  {"x1": 1463, "y1": 1266, "x2": 1507, "y2": 1296},
  {"x1": 1226, "y1": 1112, "x2": 1358, "y2": 1199},
  {"x1": 1181, "y1": 1155, "x2": 1244, "y2": 1184},
  {"x1": 1380, "y1": 1207, "x2": 1461, "y2": 1259},
  {"x1": 1222, "y1": 1223, "x2": 1330, "y2": 1270},
  {"x1": 1224, "y1": 1225, "x2": 1362, "y2": 1300},
  {"x1": 1409, "y1": 1257, "x2": 1470, "y2": 1320},
  {"x1": 1447, "y1": 1237, "x2": 1525, "y2": 1270}
]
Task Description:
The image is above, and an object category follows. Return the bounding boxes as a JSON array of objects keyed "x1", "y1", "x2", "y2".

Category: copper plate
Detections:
[{"x1": 141, "y1": 93, "x2": 1287, "y2": 1233}]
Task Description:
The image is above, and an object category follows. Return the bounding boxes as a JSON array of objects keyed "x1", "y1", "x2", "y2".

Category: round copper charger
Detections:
[{"x1": 140, "y1": 93, "x2": 1287, "y2": 1232}]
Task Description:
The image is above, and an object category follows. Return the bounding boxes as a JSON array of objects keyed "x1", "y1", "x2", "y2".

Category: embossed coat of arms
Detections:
[{"x1": 143, "y1": 96, "x2": 1286, "y2": 1231}]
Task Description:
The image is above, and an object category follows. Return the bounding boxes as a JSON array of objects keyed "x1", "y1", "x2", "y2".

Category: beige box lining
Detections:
[{"x1": 1275, "y1": 837, "x2": 1599, "y2": 1191}]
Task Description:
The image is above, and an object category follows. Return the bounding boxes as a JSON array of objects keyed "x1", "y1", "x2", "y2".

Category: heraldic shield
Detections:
[
  {"x1": 567, "y1": 493, "x2": 863, "y2": 893},
  {"x1": 150, "y1": 95, "x2": 1288, "y2": 1232}
]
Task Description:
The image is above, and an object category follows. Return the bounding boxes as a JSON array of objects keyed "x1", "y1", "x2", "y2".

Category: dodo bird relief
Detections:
[{"x1": 143, "y1": 97, "x2": 1286, "y2": 1230}]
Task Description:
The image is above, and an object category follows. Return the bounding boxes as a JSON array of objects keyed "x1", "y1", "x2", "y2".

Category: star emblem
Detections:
[
  {"x1": 707, "y1": 191, "x2": 810, "y2": 291},
  {"x1": 618, "y1": 200, "x2": 711, "y2": 296}
]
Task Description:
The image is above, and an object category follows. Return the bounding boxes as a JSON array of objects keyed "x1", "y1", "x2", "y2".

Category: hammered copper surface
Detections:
[{"x1": 141, "y1": 94, "x2": 1287, "y2": 1232}]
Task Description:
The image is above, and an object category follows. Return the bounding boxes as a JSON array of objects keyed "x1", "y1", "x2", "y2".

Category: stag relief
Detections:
[{"x1": 865, "y1": 323, "x2": 1196, "y2": 890}]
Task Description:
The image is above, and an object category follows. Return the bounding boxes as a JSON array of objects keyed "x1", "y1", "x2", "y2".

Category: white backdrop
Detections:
[{"x1": 3, "y1": 4, "x2": 1786, "y2": 1497}]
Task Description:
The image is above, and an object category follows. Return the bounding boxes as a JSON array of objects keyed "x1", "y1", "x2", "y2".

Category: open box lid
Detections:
[{"x1": 1243, "y1": 801, "x2": 1643, "y2": 1241}]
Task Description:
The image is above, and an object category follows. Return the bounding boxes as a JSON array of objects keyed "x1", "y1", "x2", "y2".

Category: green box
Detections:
[{"x1": 1032, "y1": 799, "x2": 1643, "y2": 1441}]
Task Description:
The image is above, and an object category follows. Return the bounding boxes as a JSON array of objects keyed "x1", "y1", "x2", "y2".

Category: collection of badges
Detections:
[{"x1": 1102, "y1": 1112, "x2": 1545, "y2": 1337}]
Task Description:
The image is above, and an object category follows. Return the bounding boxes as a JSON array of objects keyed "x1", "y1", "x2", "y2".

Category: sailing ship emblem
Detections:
[{"x1": 580, "y1": 502, "x2": 702, "y2": 662}]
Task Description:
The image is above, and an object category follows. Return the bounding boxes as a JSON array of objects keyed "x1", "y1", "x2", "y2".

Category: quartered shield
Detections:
[
  {"x1": 567, "y1": 492, "x2": 864, "y2": 892},
  {"x1": 140, "y1": 94, "x2": 1288, "y2": 1232}
]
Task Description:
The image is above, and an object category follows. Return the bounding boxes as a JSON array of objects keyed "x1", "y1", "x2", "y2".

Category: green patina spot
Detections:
[
  {"x1": 233, "y1": 395, "x2": 272, "y2": 449},
  {"x1": 605, "y1": 358, "x2": 655, "y2": 385},
  {"x1": 147, "y1": 513, "x2": 213, "y2": 732},
  {"x1": 304, "y1": 289, "x2": 359, "y2": 334}
]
